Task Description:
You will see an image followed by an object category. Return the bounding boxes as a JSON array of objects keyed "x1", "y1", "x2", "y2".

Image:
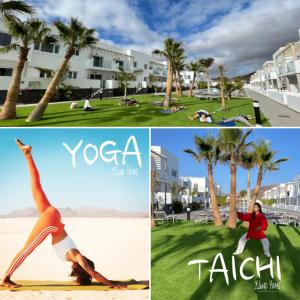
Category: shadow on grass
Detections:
[{"x1": 152, "y1": 222, "x2": 298, "y2": 300}]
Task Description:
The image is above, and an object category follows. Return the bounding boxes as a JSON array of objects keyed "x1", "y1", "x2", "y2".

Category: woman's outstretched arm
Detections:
[{"x1": 68, "y1": 250, "x2": 126, "y2": 288}]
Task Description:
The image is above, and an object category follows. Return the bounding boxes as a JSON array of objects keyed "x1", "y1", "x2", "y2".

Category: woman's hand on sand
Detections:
[{"x1": 92, "y1": 271, "x2": 127, "y2": 289}]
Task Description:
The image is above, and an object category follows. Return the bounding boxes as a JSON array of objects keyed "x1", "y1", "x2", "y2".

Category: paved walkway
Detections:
[{"x1": 245, "y1": 88, "x2": 300, "y2": 127}]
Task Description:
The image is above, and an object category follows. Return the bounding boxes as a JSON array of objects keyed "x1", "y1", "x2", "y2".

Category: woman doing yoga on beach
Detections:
[{"x1": 0, "y1": 139, "x2": 125, "y2": 289}]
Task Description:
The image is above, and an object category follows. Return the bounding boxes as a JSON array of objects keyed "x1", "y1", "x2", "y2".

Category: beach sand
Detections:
[{"x1": 0, "y1": 217, "x2": 150, "y2": 300}]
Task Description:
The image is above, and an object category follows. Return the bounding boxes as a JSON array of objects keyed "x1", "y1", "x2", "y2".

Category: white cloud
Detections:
[
  {"x1": 28, "y1": 0, "x2": 300, "y2": 76},
  {"x1": 184, "y1": 0, "x2": 300, "y2": 76},
  {"x1": 29, "y1": 0, "x2": 163, "y2": 45}
]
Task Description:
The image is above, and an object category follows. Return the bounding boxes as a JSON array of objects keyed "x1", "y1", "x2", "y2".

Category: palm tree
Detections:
[
  {"x1": 115, "y1": 67, "x2": 136, "y2": 98},
  {"x1": 184, "y1": 134, "x2": 223, "y2": 227},
  {"x1": 153, "y1": 38, "x2": 185, "y2": 107},
  {"x1": 0, "y1": 0, "x2": 33, "y2": 17},
  {"x1": 26, "y1": 18, "x2": 97, "y2": 122},
  {"x1": 168, "y1": 181, "x2": 184, "y2": 204},
  {"x1": 240, "y1": 150, "x2": 256, "y2": 205},
  {"x1": 0, "y1": 17, "x2": 55, "y2": 120},
  {"x1": 248, "y1": 140, "x2": 288, "y2": 212},
  {"x1": 199, "y1": 57, "x2": 214, "y2": 100},
  {"x1": 148, "y1": 73, "x2": 160, "y2": 93},
  {"x1": 186, "y1": 61, "x2": 202, "y2": 97},
  {"x1": 218, "y1": 65, "x2": 226, "y2": 110},
  {"x1": 151, "y1": 169, "x2": 160, "y2": 228},
  {"x1": 173, "y1": 57, "x2": 185, "y2": 97},
  {"x1": 219, "y1": 129, "x2": 253, "y2": 229}
]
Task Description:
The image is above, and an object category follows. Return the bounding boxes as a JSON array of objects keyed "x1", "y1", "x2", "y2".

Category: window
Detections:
[
  {"x1": 74, "y1": 49, "x2": 79, "y2": 56},
  {"x1": 0, "y1": 68, "x2": 13, "y2": 76},
  {"x1": 93, "y1": 56, "x2": 103, "y2": 67},
  {"x1": 171, "y1": 169, "x2": 177, "y2": 178},
  {"x1": 89, "y1": 74, "x2": 102, "y2": 80},
  {"x1": 41, "y1": 42, "x2": 55, "y2": 53},
  {"x1": 144, "y1": 64, "x2": 147, "y2": 69},
  {"x1": 68, "y1": 71, "x2": 78, "y2": 79},
  {"x1": 118, "y1": 60, "x2": 124, "y2": 68},
  {"x1": 144, "y1": 77, "x2": 147, "y2": 81},
  {"x1": 34, "y1": 42, "x2": 59, "y2": 54},
  {"x1": 133, "y1": 61, "x2": 137, "y2": 68},
  {"x1": 39, "y1": 70, "x2": 52, "y2": 78},
  {"x1": 0, "y1": 32, "x2": 12, "y2": 46}
]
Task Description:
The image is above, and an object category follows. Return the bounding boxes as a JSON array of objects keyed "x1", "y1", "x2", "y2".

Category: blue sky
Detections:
[
  {"x1": 152, "y1": 128, "x2": 300, "y2": 194},
  {"x1": 0, "y1": 128, "x2": 149, "y2": 214},
  {"x1": 28, "y1": 0, "x2": 300, "y2": 76}
]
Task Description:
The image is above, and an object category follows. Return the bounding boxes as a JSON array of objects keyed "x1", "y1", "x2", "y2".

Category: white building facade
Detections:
[
  {"x1": 180, "y1": 176, "x2": 209, "y2": 207},
  {"x1": 0, "y1": 18, "x2": 168, "y2": 103},
  {"x1": 151, "y1": 146, "x2": 179, "y2": 209},
  {"x1": 248, "y1": 28, "x2": 300, "y2": 113},
  {"x1": 263, "y1": 176, "x2": 300, "y2": 210}
]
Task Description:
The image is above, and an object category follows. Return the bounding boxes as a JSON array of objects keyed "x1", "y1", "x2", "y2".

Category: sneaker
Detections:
[
  {"x1": 264, "y1": 253, "x2": 271, "y2": 258},
  {"x1": 233, "y1": 251, "x2": 242, "y2": 255}
]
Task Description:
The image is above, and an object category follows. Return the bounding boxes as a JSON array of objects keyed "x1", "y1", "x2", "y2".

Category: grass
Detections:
[
  {"x1": 151, "y1": 222, "x2": 300, "y2": 300},
  {"x1": 0, "y1": 94, "x2": 270, "y2": 127},
  {"x1": 0, "y1": 279, "x2": 148, "y2": 291}
]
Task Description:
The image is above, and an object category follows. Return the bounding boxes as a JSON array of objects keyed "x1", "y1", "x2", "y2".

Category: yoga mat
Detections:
[
  {"x1": 0, "y1": 279, "x2": 149, "y2": 291},
  {"x1": 218, "y1": 121, "x2": 236, "y2": 127}
]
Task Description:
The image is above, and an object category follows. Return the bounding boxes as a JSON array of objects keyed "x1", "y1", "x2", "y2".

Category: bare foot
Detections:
[
  {"x1": 0, "y1": 278, "x2": 21, "y2": 288},
  {"x1": 15, "y1": 139, "x2": 32, "y2": 155},
  {"x1": 188, "y1": 116, "x2": 194, "y2": 120}
]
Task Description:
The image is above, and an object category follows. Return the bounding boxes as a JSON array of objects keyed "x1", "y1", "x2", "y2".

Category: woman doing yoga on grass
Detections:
[{"x1": 0, "y1": 139, "x2": 125, "y2": 289}]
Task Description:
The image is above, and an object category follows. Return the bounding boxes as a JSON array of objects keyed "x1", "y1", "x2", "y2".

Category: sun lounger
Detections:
[
  {"x1": 272, "y1": 218, "x2": 289, "y2": 226},
  {"x1": 154, "y1": 211, "x2": 177, "y2": 223}
]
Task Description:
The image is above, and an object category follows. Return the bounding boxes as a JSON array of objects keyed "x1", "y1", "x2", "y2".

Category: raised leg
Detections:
[
  {"x1": 1, "y1": 209, "x2": 59, "y2": 287},
  {"x1": 16, "y1": 139, "x2": 51, "y2": 214}
]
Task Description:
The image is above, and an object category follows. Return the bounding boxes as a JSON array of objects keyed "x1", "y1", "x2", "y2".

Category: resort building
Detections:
[
  {"x1": 151, "y1": 146, "x2": 179, "y2": 209},
  {"x1": 262, "y1": 176, "x2": 300, "y2": 210},
  {"x1": 248, "y1": 28, "x2": 300, "y2": 113},
  {"x1": 0, "y1": 18, "x2": 168, "y2": 103},
  {"x1": 180, "y1": 176, "x2": 209, "y2": 207}
]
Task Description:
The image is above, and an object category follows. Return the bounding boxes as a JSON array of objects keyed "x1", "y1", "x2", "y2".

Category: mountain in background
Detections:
[{"x1": 0, "y1": 206, "x2": 148, "y2": 218}]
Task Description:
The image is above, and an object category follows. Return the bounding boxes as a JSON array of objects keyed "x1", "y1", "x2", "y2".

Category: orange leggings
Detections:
[{"x1": 5, "y1": 154, "x2": 64, "y2": 277}]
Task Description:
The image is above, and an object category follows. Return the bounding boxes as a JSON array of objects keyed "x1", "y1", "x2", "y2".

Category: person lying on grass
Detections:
[
  {"x1": 0, "y1": 139, "x2": 125, "y2": 289},
  {"x1": 164, "y1": 105, "x2": 186, "y2": 113},
  {"x1": 221, "y1": 114, "x2": 254, "y2": 127},
  {"x1": 189, "y1": 110, "x2": 214, "y2": 123},
  {"x1": 119, "y1": 98, "x2": 139, "y2": 106}
]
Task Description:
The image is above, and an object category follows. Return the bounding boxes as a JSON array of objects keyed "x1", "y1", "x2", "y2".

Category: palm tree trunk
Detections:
[
  {"x1": 177, "y1": 72, "x2": 183, "y2": 97},
  {"x1": 0, "y1": 52, "x2": 27, "y2": 120},
  {"x1": 189, "y1": 73, "x2": 196, "y2": 97},
  {"x1": 151, "y1": 170, "x2": 156, "y2": 228},
  {"x1": 243, "y1": 168, "x2": 252, "y2": 228},
  {"x1": 228, "y1": 159, "x2": 237, "y2": 229},
  {"x1": 248, "y1": 168, "x2": 263, "y2": 213},
  {"x1": 124, "y1": 82, "x2": 127, "y2": 98},
  {"x1": 164, "y1": 63, "x2": 173, "y2": 107},
  {"x1": 26, "y1": 55, "x2": 71, "y2": 122},
  {"x1": 207, "y1": 70, "x2": 212, "y2": 100},
  {"x1": 208, "y1": 164, "x2": 223, "y2": 226}
]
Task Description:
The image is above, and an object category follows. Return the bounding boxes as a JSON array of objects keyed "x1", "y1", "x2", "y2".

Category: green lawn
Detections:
[
  {"x1": 0, "y1": 94, "x2": 270, "y2": 127},
  {"x1": 152, "y1": 222, "x2": 300, "y2": 300}
]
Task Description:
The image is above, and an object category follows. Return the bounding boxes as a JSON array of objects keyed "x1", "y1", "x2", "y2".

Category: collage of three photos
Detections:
[{"x1": 0, "y1": 1, "x2": 300, "y2": 300}]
